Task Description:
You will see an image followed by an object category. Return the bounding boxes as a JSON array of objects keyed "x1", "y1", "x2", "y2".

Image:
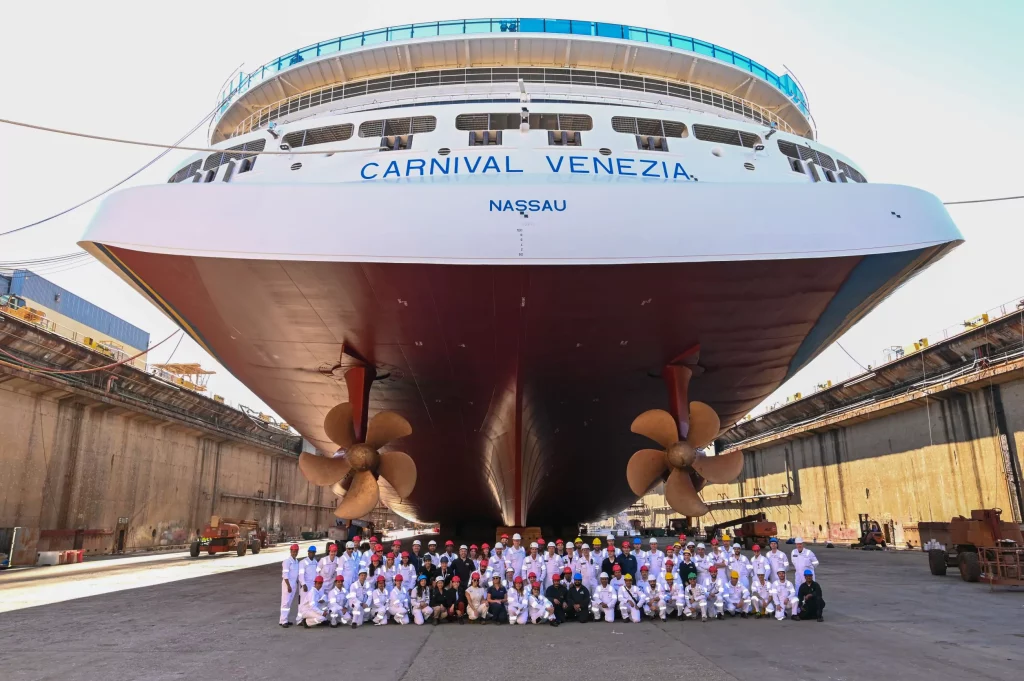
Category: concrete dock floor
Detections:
[{"x1": 1, "y1": 546, "x2": 1021, "y2": 681}]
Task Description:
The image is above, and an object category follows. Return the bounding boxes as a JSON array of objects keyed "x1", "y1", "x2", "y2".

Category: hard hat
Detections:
[
  {"x1": 375, "y1": 544, "x2": 383, "y2": 551},
  {"x1": 599, "y1": 572, "x2": 609, "y2": 580},
  {"x1": 328, "y1": 543, "x2": 338, "y2": 551},
  {"x1": 423, "y1": 554, "x2": 433, "y2": 561},
  {"x1": 418, "y1": 575, "x2": 428, "y2": 582},
  {"x1": 732, "y1": 543, "x2": 741, "y2": 550},
  {"x1": 439, "y1": 556, "x2": 449, "y2": 563},
  {"x1": 528, "y1": 571, "x2": 537, "y2": 579},
  {"x1": 581, "y1": 543, "x2": 590, "y2": 549},
  {"x1": 506, "y1": 566, "x2": 515, "y2": 573},
  {"x1": 531, "y1": 581, "x2": 541, "y2": 590},
  {"x1": 573, "y1": 573, "x2": 583, "y2": 581},
  {"x1": 392, "y1": 539, "x2": 401, "y2": 545},
  {"x1": 795, "y1": 537, "x2": 805, "y2": 544},
  {"x1": 687, "y1": 572, "x2": 697, "y2": 580},
  {"x1": 679, "y1": 534, "x2": 687, "y2": 541},
  {"x1": 369, "y1": 536, "x2": 378, "y2": 543},
  {"x1": 804, "y1": 569, "x2": 813, "y2": 576},
  {"x1": 649, "y1": 537, "x2": 658, "y2": 544},
  {"x1": 445, "y1": 540, "x2": 454, "y2": 546},
  {"x1": 395, "y1": 574, "x2": 403, "y2": 582},
  {"x1": 730, "y1": 571, "x2": 739, "y2": 579},
  {"x1": 501, "y1": 533, "x2": 509, "y2": 539},
  {"x1": 494, "y1": 542, "x2": 503, "y2": 549},
  {"x1": 640, "y1": 565, "x2": 649, "y2": 571},
  {"x1": 687, "y1": 541, "x2": 696, "y2": 547},
  {"x1": 314, "y1": 576, "x2": 324, "y2": 583},
  {"x1": 606, "y1": 534, "x2": 615, "y2": 540},
  {"x1": 769, "y1": 537, "x2": 779, "y2": 544},
  {"x1": 632, "y1": 537, "x2": 641, "y2": 545},
  {"x1": 562, "y1": 566, "x2": 572, "y2": 573},
  {"x1": 612, "y1": 564, "x2": 622, "y2": 571},
  {"x1": 710, "y1": 538, "x2": 718, "y2": 545},
  {"x1": 435, "y1": 576, "x2": 444, "y2": 583},
  {"x1": 574, "y1": 537, "x2": 583, "y2": 544},
  {"x1": 665, "y1": 573, "x2": 675, "y2": 580},
  {"x1": 624, "y1": 574, "x2": 633, "y2": 581},
  {"x1": 756, "y1": 568, "x2": 766, "y2": 575},
  {"x1": 696, "y1": 543, "x2": 705, "y2": 549},
  {"x1": 592, "y1": 538, "x2": 602, "y2": 546},
  {"x1": 512, "y1": 533, "x2": 521, "y2": 540},
  {"x1": 401, "y1": 551, "x2": 409, "y2": 558},
  {"x1": 709, "y1": 566, "x2": 718, "y2": 573},
  {"x1": 459, "y1": 544, "x2": 468, "y2": 550},
  {"x1": 530, "y1": 542, "x2": 539, "y2": 549},
  {"x1": 648, "y1": 575, "x2": 657, "y2": 582},
  {"x1": 358, "y1": 567, "x2": 368, "y2": 574},
  {"x1": 777, "y1": 568, "x2": 786, "y2": 574},
  {"x1": 471, "y1": 572, "x2": 480, "y2": 580},
  {"x1": 352, "y1": 536, "x2": 361, "y2": 543},
  {"x1": 555, "y1": 538, "x2": 564, "y2": 545},
  {"x1": 552, "y1": 573, "x2": 561, "y2": 580},
  {"x1": 308, "y1": 546, "x2": 317, "y2": 552},
  {"x1": 376, "y1": 575, "x2": 385, "y2": 582},
  {"x1": 514, "y1": 576, "x2": 523, "y2": 583},
  {"x1": 427, "y1": 539, "x2": 437, "y2": 545},
  {"x1": 335, "y1": 574, "x2": 344, "y2": 581},
  {"x1": 621, "y1": 541, "x2": 630, "y2": 548},
  {"x1": 451, "y1": 576, "x2": 461, "y2": 583},
  {"x1": 752, "y1": 544, "x2": 761, "y2": 551},
  {"x1": 289, "y1": 543, "x2": 299, "y2": 550},
  {"x1": 413, "y1": 539, "x2": 421, "y2": 546},
  {"x1": 673, "y1": 542, "x2": 681, "y2": 548},
  {"x1": 480, "y1": 559, "x2": 489, "y2": 567},
  {"x1": 683, "y1": 549, "x2": 691, "y2": 556},
  {"x1": 469, "y1": 544, "x2": 478, "y2": 550},
  {"x1": 386, "y1": 552, "x2": 395, "y2": 560},
  {"x1": 665, "y1": 559, "x2": 674, "y2": 566},
  {"x1": 481, "y1": 543, "x2": 490, "y2": 549},
  {"x1": 345, "y1": 541, "x2": 355, "y2": 549},
  {"x1": 537, "y1": 538, "x2": 546, "y2": 545}
]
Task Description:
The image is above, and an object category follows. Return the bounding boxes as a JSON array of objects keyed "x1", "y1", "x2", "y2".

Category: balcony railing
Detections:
[{"x1": 215, "y1": 18, "x2": 808, "y2": 123}]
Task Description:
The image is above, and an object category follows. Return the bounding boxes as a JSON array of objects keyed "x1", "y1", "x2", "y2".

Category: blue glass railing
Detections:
[{"x1": 215, "y1": 18, "x2": 808, "y2": 122}]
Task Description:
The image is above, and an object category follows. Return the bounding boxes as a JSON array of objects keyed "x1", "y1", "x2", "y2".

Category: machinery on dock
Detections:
[
  {"x1": 851, "y1": 514, "x2": 887, "y2": 549},
  {"x1": 189, "y1": 516, "x2": 267, "y2": 558},
  {"x1": 925, "y1": 508, "x2": 1024, "y2": 587},
  {"x1": 703, "y1": 512, "x2": 777, "y2": 547}
]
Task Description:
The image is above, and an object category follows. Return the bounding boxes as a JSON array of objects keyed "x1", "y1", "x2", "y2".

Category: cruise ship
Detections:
[{"x1": 80, "y1": 18, "x2": 963, "y2": 536}]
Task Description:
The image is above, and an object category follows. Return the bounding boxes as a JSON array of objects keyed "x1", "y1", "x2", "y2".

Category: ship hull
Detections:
[{"x1": 81, "y1": 179, "x2": 961, "y2": 526}]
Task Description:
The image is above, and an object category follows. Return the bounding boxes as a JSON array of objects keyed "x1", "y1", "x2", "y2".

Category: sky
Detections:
[{"x1": 1, "y1": 0, "x2": 1022, "y2": 419}]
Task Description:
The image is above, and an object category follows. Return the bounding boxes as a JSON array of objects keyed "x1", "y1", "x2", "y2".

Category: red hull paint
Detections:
[{"x1": 110, "y1": 248, "x2": 866, "y2": 525}]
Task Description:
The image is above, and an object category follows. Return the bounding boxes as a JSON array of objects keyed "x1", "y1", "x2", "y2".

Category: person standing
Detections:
[
  {"x1": 521, "y1": 542, "x2": 546, "y2": 584},
  {"x1": 615, "y1": 542, "x2": 638, "y2": 582},
  {"x1": 299, "y1": 546, "x2": 319, "y2": 595},
  {"x1": 797, "y1": 570, "x2": 826, "y2": 621},
  {"x1": 566, "y1": 572, "x2": 591, "y2": 623},
  {"x1": 645, "y1": 538, "x2": 665, "y2": 580},
  {"x1": 397, "y1": 552, "x2": 417, "y2": 592},
  {"x1": 490, "y1": 542, "x2": 509, "y2": 577},
  {"x1": 452, "y1": 545, "x2": 474, "y2": 586},
  {"x1": 486, "y1": 574, "x2": 509, "y2": 624},
  {"x1": 507, "y1": 533, "x2": 527, "y2": 577},
  {"x1": 694, "y1": 543, "x2": 711, "y2": 587},
  {"x1": 543, "y1": 542, "x2": 563, "y2": 590},
  {"x1": 791, "y1": 538, "x2": 819, "y2": 581},
  {"x1": 425, "y1": 539, "x2": 440, "y2": 565},
  {"x1": 728, "y1": 544, "x2": 752, "y2": 590},
  {"x1": 765, "y1": 538, "x2": 789, "y2": 582},
  {"x1": 279, "y1": 543, "x2": 301, "y2": 627},
  {"x1": 441, "y1": 540, "x2": 458, "y2": 567},
  {"x1": 749, "y1": 544, "x2": 770, "y2": 582},
  {"x1": 409, "y1": 539, "x2": 424, "y2": 574},
  {"x1": 339, "y1": 541, "x2": 360, "y2": 587},
  {"x1": 317, "y1": 543, "x2": 340, "y2": 586},
  {"x1": 575, "y1": 544, "x2": 600, "y2": 595}
]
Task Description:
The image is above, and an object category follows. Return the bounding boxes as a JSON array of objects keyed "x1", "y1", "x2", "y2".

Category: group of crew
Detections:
[{"x1": 278, "y1": 533, "x2": 826, "y2": 628}]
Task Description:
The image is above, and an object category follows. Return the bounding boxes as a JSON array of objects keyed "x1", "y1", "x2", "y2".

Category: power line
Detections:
[
  {"x1": 943, "y1": 195, "x2": 1024, "y2": 205},
  {"x1": 836, "y1": 341, "x2": 869, "y2": 372}
]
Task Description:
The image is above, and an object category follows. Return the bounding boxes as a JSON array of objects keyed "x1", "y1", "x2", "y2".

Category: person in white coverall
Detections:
[
  {"x1": 728, "y1": 544, "x2": 752, "y2": 590},
  {"x1": 507, "y1": 577, "x2": 529, "y2": 624},
  {"x1": 705, "y1": 566, "x2": 726, "y2": 619},
  {"x1": 790, "y1": 538, "x2": 820, "y2": 580},
  {"x1": 347, "y1": 568, "x2": 372, "y2": 627},
  {"x1": 297, "y1": 575, "x2": 328, "y2": 627},
  {"x1": 370, "y1": 575, "x2": 391, "y2": 625},
  {"x1": 575, "y1": 545, "x2": 600, "y2": 594},
  {"x1": 682, "y1": 573, "x2": 708, "y2": 621},
  {"x1": 645, "y1": 538, "x2": 665, "y2": 580},
  {"x1": 339, "y1": 541, "x2": 360, "y2": 587},
  {"x1": 327, "y1": 575, "x2": 350, "y2": 627},
  {"x1": 279, "y1": 543, "x2": 301, "y2": 626},
  {"x1": 765, "y1": 538, "x2": 789, "y2": 582},
  {"x1": 694, "y1": 543, "x2": 712, "y2": 587},
  {"x1": 772, "y1": 569, "x2": 799, "y2": 620},
  {"x1": 317, "y1": 543, "x2": 339, "y2": 586},
  {"x1": 298, "y1": 545, "x2": 319, "y2": 594},
  {"x1": 749, "y1": 544, "x2": 770, "y2": 582},
  {"x1": 641, "y1": 575, "x2": 666, "y2": 620},
  {"x1": 507, "y1": 534, "x2": 526, "y2": 576},
  {"x1": 749, "y1": 569, "x2": 775, "y2": 619},
  {"x1": 388, "y1": 574, "x2": 410, "y2": 624},
  {"x1": 662, "y1": 573, "x2": 684, "y2": 618},
  {"x1": 617, "y1": 574, "x2": 645, "y2": 623},
  {"x1": 528, "y1": 582, "x2": 557, "y2": 625},
  {"x1": 410, "y1": 575, "x2": 433, "y2": 625},
  {"x1": 591, "y1": 573, "x2": 617, "y2": 622},
  {"x1": 723, "y1": 571, "x2": 751, "y2": 617},
  {"x1": 521, "y1": 542, "x2": 545, "y2": 584},
  {"x1": 542, "y1": 544, "x2": 562, "y2": 590}
]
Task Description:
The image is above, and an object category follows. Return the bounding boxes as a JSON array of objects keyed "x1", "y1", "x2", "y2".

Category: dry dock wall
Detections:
[
  {"x1": 0, "y1": 377, "x2": 334, "y2": 556},
  {"x1": 694, "y1": 376, "x2": 1024, "y2": 545}
]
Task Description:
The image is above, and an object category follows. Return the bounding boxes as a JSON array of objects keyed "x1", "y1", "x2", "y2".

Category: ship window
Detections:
[
  {"x1": 692, "y1": 124, "x2": 761, "y2": 148},
  {"x1": 612, "y1": 116, "x2": 687, "y2": 138},
  {"x1": 787, "y1": 157, "x2": 804, "y2": 174},
  {"x1": 380, "y1": 135, "x2": 413, "y2": 151},
  {"x1": 455, "y1": 113, "x2": 592, "y2": 132},
  {"x1": 203, "y1": 169, "x2": 217, "y2": 183},
  {"x1": 358, "y1": 116, "x2": 436, "y2": 138},
  {"x1": 281, "y1": 123, "x2": 354, "y2": 149},
  {"x1": 838, "y1": 160, "x2": 867, "y2": 183},
  {"x1": 203, "y1": 139, "x2": 266, "y2": 172},
  {"x1": 635, "y1": 135, "x2": 669, "y2": 152},
  {"x1": 548, "y1": 130, "x2": 582, "y2": 147},
  {"x1": 824, "y1": 169, "x2": 836, "y2": 183},
  {"x1": 797, "y1": 144, "x2": 836, "y2": 171},
  {"x1": 238, "y1": 158, "x2": 254, "y2": 174},
  {"x1": 468, "y1": 130, "x2": 503, "y2": 146},
  {"x1": 168, "y1": 160, "x2": 202, "y2": 183}
]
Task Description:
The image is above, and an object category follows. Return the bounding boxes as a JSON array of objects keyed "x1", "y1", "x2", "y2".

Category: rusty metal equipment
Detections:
[
  {"x1": 851, "y1": 514, "x2": 887, "y2": 549},
  {"x1": 703, "y1": 512, "x2": 775, "y2": 546},
  {"x1": 189, "y1": 516, "x2": 266, "y2": 558},
  {"x1": 925, "y1": 508, "x2": 1024, "y2": 588}
]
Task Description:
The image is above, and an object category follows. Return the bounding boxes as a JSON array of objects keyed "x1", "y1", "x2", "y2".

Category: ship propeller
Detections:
[
  {"x1": 626, "y1": 402, "x2": 742, "y2": 517},
  {"x1": 298, "y1": 402, "x2": 417, "y2": 520}
]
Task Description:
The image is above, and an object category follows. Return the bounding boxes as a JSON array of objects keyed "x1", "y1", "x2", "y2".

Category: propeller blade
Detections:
[
  {"x1": 298, "y1": 451, "x2": 352, "y2": 486},
  {"x1": 323, "y1": 403, "x2": 356, "y2": 448},
  {"x1": 333, "y1": 470, "x2": 380, "y2": 519},
  {"x1": 626, "y1": 448, "x2": 669, "y2": 496},
  {"x1": 665, "y1": 469, "x2": 709, "y2": 517},
  {"x1": 686, "y1": 401, "x2": 721, "y2": 449},
  {"x1": 692, "y1": 449, "x2": 745, "y2": 484},
  {"x1": 630, "y1": 409, "x2": 679, "y2": 448},
  {"x1": 365, "y1": 411, "x2": 413, "y2": 449},
  {"x1": 377, "y1": 450, "x2": 417, "y2": 498}
]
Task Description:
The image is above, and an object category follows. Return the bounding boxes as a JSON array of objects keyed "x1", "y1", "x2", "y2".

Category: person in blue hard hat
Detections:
[
  {"x1": 566, "y1": 572, "x2": 591, "y2": 622},
  {"x1": 298, "y1": 546, "x2": 319, "y2": 594},
  {"x1": 796, "y1": 569, "x2": 825, "y2": 621},
  {"x1": 410, "y1": 575, "x2": 433, "y2": 625}
]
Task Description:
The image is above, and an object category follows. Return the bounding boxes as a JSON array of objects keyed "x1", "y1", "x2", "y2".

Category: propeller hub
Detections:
[
  {"x1": 666, "y1": 441, "x2": 696, "y2": 469},
  {"x1": 345, "y1": 443, "x2": 380, "y2": 472}
]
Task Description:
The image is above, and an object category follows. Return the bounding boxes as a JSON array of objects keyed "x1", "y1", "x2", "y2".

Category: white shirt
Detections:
[
  {"x1": 281, "y1": 556, "x2": 299, "y2": 583},
  {"x1": 299, "y1": 556, "x2": 319, "y2": 588},
  {"x1": 507, "y1": 545, "x2": 527, "y2": 575},
  {"x1": 593, "y1": 584, "x2": 617, "y2": 607},
  {"x1": 791, "y1": 548, "x2": 819, "y2": 578},
  {"x1": 339, "y1": 552, "x2": 361, "y2": 585},
  {"x1": 317, "y1": 555, "x2": 340, "y2": 584},
  {"x1": 766, "y1": 549, "x2": 789, "y2": 579},
  {"x1": 521, "y1": 553, "x2": 545, "y2": 583}
]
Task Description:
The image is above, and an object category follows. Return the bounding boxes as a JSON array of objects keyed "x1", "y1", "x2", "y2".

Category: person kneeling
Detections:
[
  {"x1": 528, "y1": 581, "x2": 558, "y2": 626},
  {"x1": 544, "y1": 572, "x2": 570, "y2": 624},
  {"x1": 566, "y1": 573, "x2": 591, "y2": 623},
  {"x1": 617, "y1": 574, "x2": 645, "y2": 623},
  {"x1": 797, "y1": 570, "x2": 825, "y2": 622},
  {"x1": 445, "y1": 575, "x2": 468, "y2": 624},
  {"x1": 297, "y1": 575, "x2": 329, "y2": 628},
  {"x1": 465, "y1": 572, "x2": 488, "y2": 623},
  {"x1": 486, "y1": 574, "x2": 509, "y2": 624},
  {"x1": 507, "y1": 576, "x2": 529, "y2": 624},
  {"x1": 429, "y1": 576, "x2": 449, "y2": 625}
]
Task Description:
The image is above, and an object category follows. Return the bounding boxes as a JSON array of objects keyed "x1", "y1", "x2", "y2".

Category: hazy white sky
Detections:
[{"x1": 1, "y1": 0, "x2": 1022, "y2": 417}]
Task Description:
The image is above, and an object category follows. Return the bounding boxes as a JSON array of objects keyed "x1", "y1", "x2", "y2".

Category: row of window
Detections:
[
  {"x1": 231, "y1": 66, "x2": 793, "y2": 138},
  {"x1": 173, "y1": 117, "x2": 862, "y2": 182}
]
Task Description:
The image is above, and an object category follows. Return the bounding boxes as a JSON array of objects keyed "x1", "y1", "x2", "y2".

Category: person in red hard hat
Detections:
[
  {"x1": 370, "y1": 574, "x2": 391, "y2": 625},
  {"x1": 508, "y1": 575, "x2": 529, "y2": 624},
  {"x1": 706, "y1": 565, "x2": 725, "y2": 619},
  {"x1": 389, "y1": 574, "x2": 410, "y2": 624},
  {"x1": 441, "y1": 540, "x2": 458, "y2": 567},
  {"x1": 297, "y1": 575, "x2": 329, "y2": 627},
  {"x1": 529, "y1": 580, "x2": 558, "y2": 626},
  {"x1": 279, "y1": 543, "x2": 301, "y2": 626},
  {"x1": 465, "y1": 572, "x2": 488, "y2": 622},
  {"x1": 444, "y1": 574, "x2": 467, "y2": 624}
]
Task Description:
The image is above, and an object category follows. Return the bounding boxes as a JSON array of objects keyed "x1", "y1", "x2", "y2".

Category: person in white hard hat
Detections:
[
  {"x1": 542, "y1": 542, "x2": 562, "y2": 590},
  {"x1": 576, "y1": 544, "x2": 599, "y2": 594},
  {"x1": 765, "y1": 538, "x2": 788, "y2": 583},
  {"x1": 592, "y1": 572, "x2": 617, "y2": 622},
  {"x1": 317, "y1": 543, "x2": 339, "y2": 586},
  {"x1": 507, "y1": 576, "x2": 529, "y2": 624},
  {"x1": 409, "y1": 539, "x2": 424, "y2": 574},
  {"x1": 388, "y1": 574, "x2": 411, "y2": 624},
  {"x1": 617, "y1": 574, "x2": 645, "y2": 623},
  {"x1": 426, "y1": 539, "x2": 440, "y2": 566},
  {"x1": 279, "y1": 543, "x2": 301, "y2": 627},
  {"x1": 729, "y1": 544, "x2": 752, "y2": 590},
  {"x1": 641, "y1": 573, "x2": 665, "y2": 620},
  {"x1": 340, "y1": 540, "x2": 360, "y2": 587},
  {"x1": 507, "y1": 533, "x2": 526, "y2": 576},
  {"x1": 297, "y1": 575, "x2": 329, "y2": 627},
  {"x1": 347, "y1": 567, "x2": 371, "y2": 627},
  {"x1": 502, "y1": 565, "x2": 517, "y2": 590},
  {"x1": 791, "y1": 538, "x2": 819, "y2": 580},
  {"x1": 488, "y1": 542, "x2": 508, "y2": 577},
  {"x1": 410, "y1": 575, "x2": 433, "y2": 625},
  {"x1": 694, "y1": 543, "x2": 712, "y2": 587},
  {"x1": 749, "y1": 569, "x2": 774, "y2": 619},
  {"x1": 327, "y1": 574, "x2": 350, "y2": 627},
  {"x1": 771, "y1": 568, "x2": 799, "y2": 620},
  {"x1": 521, "y1": 542, "x2": 546, "y2": 584}
]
